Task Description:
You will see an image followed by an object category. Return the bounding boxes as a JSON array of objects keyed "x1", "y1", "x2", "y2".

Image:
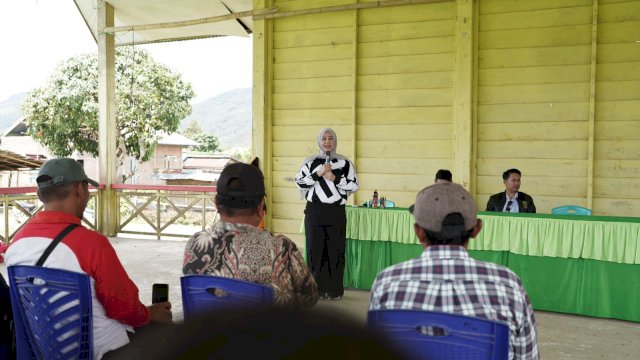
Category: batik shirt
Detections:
[
  {"x1": 183, "y1": 221, "x2": 318, "y2": 307},
  {"x1": 369, "y1": 245, "x2": 539, "y2": 360}
]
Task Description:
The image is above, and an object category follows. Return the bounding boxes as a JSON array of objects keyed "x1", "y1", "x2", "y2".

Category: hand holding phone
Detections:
[
  {"x1": 152, "y1": 283, "x2": 169, "y2": 304},
  {"x1": 148, "y1": 302, "x2": 173, "y2": 323}
]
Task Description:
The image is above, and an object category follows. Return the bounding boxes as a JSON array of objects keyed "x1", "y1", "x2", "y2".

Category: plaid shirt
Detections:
[{"x1": 369, "y1": 245, "x2": 539, "y2": 360}]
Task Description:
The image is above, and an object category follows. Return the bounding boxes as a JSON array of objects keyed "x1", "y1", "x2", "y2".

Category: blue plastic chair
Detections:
[
  {"x1": 8, "y1": 265, "x2": 93, "y2": 359},
  {"x1": 367, "y1": 309, "x2": 509, "y2": 360},
  {"x1": 181, "y1": 275, "x2": 274, "y2": 321},
  {"x1": 551, "y1": 205, "x2": 592, "y2": 216}
]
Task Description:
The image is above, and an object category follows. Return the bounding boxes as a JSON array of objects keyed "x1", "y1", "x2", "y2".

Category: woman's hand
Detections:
[
  {"x1": 322, "y1": 164, "x2": 335, "y2": 181},
  {"x1": 316, "y1": 163, "x2": 332, "y2": 177}
]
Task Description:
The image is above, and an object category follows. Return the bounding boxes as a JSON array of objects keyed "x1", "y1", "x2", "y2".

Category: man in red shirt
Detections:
[{"x1": 6, "y1": 158, "x2": 172, "y2": 359}]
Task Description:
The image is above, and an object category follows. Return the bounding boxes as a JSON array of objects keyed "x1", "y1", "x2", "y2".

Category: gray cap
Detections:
[
  {"x1": 37, "y1": 158, "x2": 99, "y2": 189},
  {"x1": 409, "y1": 182, "x2": 477, "y2": 232}
]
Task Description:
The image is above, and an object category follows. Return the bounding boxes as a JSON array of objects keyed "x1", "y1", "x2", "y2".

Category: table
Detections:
[{"x1": 344, "y1": 206, "x2": 640, "y2": 322}]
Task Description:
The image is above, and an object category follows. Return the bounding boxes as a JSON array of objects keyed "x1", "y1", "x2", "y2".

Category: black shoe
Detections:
[{"x1": 319, "y1": 293, "x2": 329, "y2": 300}]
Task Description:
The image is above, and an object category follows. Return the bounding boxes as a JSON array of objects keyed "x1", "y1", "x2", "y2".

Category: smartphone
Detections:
[{"x1": 152, "y1": 283, "x2": 169, "y2": 304}]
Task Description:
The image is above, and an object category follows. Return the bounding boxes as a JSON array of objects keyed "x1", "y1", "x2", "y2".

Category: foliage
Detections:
[
  {"x1": 181, "y1": 119, "x2": 220, "y2": 153},
  {"x1": 181, "y1": 119, "x2": 204, "y2": 141},
  {"x1": 231, "y1": 147, "x2": 252, "y2": 162},
  {"x1": 193, "y1": 133, "x2": 220, "y2": 153},
  {"x1": 22, "y1": 47, "x2": 195, "y2": 164}
]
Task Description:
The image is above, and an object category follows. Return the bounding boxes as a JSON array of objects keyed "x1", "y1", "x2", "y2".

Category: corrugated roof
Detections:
[
  {"x1": 0, "y1": 150, "x2": 45, "y2": 171},
  {"x1": 158, "y1": 133, "x2": 199, "y2": 146},
  {"x1": 183, "y1": 155, "x2": 238, "y2": 170}
]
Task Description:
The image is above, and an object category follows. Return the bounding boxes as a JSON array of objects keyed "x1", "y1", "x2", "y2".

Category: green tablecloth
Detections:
[{"x1": 344, "y1": 206, "x2": 640, "y2": 322}]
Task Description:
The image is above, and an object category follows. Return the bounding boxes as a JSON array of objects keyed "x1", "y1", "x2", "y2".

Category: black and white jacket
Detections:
[{"x1": 295, "y1": 157, "x2": 359, "y2": 205}]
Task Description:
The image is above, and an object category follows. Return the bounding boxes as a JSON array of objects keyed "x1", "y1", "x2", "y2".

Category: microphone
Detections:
[{"x1": 325, "y1": 151, "x2": 331, "y2": 164}]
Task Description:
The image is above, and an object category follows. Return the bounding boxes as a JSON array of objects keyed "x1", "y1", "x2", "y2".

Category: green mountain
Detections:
[
  {"x1": 0, "y1": 92, "x2": 26, "y2": 133},
  {"x1": 181, "y1": 87, "x2": 252, "y2": 149}
]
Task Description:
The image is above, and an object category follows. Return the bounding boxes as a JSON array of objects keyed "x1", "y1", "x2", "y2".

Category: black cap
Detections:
[{"x1": 216, "y1": 163, "x2": 265, "y2": 208}]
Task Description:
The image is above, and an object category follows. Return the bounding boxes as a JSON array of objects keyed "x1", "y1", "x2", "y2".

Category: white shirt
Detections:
[{"x1": 502, "y1": 192, "x2": 520, "y2": 213}]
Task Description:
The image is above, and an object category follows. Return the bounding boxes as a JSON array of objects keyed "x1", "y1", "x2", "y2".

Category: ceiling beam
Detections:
[
  {"x1": 102, "y1": 7, "x2": 278, "y2": 34},
  {"x1": 253, "y1": 0, "x2": 450, "y2": 20}
]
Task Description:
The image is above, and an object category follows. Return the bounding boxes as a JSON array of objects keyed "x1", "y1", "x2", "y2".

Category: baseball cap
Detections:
[
  {"x1": 409, "y1": 182, "x2": 477, "y2": 233},
  {"x1": 37, "y1": 158, "x2": 99, "y2": 189},
  {"x1": 216, "y1": 163, "x2": 265, "y2": 208}
]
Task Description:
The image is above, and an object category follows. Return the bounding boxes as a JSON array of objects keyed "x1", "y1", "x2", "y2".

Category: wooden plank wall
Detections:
[
  {"x1": 270, "y1": 0, "x2": 356, "y2": 242},
  {"x1": 476, "y1": 0, "x2": 640, "y2": 214},
  {"x1": 593, "y1": 0, "x2": 640, "y2": 215},
  {"x1": 476, "y1": 0, "x2": 594, "y2": 212},
  {"x1": 356, "y1": 1, "x2": 455, "y2": 206},
  {"x1": 255, "y1": 0, "x2": 640, "y2": 244},
  {"x1": 266, "y1": 0, "x2": 456, "y2": 244}
]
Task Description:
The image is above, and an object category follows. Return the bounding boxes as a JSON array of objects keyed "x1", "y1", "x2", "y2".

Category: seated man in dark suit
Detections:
[
  {"x1": 486, "y1": 168, "x2": 536, "y2": 213},
  {"x1": 434, "y1": 169, "x2": 452, "y2": 183}
]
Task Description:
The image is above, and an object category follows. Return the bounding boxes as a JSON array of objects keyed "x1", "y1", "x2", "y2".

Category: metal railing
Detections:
[{"x1": 0, "y1": 184, "x2": 216, "y2": 243}]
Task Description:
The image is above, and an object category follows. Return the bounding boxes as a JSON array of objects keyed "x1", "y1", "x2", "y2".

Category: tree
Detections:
[
  {"x1": 193, "y1": 133, "x2": 220, "y2": 153},
  {"x1": 231, "y1": 147, "x2": 252, "y2": 162},
  {"x1": 181, "y1": 119, "x2": 221, "y2": 153},
  {"x1": 22, "y1": 46, "x2": 195, "y2": 179},
  {"x1": 181, "y1": 119, "x2": 204, "y2": 141}
]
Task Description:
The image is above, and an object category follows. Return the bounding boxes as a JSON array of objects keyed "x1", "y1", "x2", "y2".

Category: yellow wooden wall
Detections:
[
  {"x1": 253, "y1": 0, "x2": 640, "y2": 245},
  {"x1": 357, "y1": 1, "x2": 455, "y2": 206},
  {"x1": 476, "y1": 0, "x2": 595, "y2": 211},
  {"x1": 593, "y1": 0, "x2": 640, "y2": 215}
]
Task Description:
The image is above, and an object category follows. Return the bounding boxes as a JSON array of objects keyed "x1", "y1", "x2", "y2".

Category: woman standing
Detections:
[{"x1": 295, "y1": 128, "x2": 359, "y2": 300}]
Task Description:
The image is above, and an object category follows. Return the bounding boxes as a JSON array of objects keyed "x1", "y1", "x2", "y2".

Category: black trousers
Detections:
[{"x1": 304, "y1": 202, "x2": 346, "y2": 298}]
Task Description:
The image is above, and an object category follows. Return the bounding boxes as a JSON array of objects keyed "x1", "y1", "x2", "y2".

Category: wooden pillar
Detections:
[
  {"x1": 453, "y1": 0, "x2": 474, "y2": 190},
  {"x1": 587, "y1": 0, "x2": 599, "y2": 210},
  {"x1": 351, "y1": 1, "x2": 359, "y2": 205},
  {"x1": 252, "y1": 0, "x2": 274, "y2": 229},
  {"x1": 98, "y1": 1, "x2": 118, "y2": 236}
]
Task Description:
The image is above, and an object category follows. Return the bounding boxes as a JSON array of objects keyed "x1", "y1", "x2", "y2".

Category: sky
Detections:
[{"x1": 0, "y1": 0, "x2": 253, "y2": 104}]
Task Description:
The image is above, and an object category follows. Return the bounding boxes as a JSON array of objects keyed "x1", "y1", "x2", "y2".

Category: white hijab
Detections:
[{"x1": 302, "y1": 128, "x2": 347, "y2": 164}]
